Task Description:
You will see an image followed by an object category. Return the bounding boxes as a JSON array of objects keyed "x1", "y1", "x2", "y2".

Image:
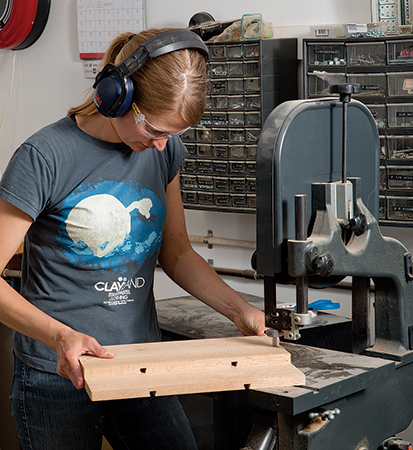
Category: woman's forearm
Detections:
[
  {"x1": 0, "y1": 277, "x2": 70, "y2": 352},
  {"x1": 159, "y1": 248, "x2": 266, "y2": 334}
]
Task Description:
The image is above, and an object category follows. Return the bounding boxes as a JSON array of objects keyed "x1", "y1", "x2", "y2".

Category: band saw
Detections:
[
  {"x1": 155, "y1": 83, "x2": 413, "y2": 449},
  {"x1": 251, "y1": 83, "x2": 413, "y2": 450}
]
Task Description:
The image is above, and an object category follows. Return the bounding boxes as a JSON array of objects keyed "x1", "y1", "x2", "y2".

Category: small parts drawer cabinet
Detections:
[
  {"x1": 304, "y1": 36, "x2": 413, "y2": 227},
  {"x1": 180, "y1": 38, "x2": 297, "y2": 214}
]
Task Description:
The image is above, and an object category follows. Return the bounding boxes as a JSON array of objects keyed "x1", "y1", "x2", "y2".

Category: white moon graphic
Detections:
[{"x1": 66, "y1": 194, "x2": 153, "y2": 257}]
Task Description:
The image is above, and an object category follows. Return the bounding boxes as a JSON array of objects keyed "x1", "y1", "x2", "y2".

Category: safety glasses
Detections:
[{"x1": 132, "y1": 103, "x2": 190, "y2": 139}]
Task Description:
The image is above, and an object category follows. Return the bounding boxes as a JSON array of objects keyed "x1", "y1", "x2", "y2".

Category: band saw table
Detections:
[
  {"x1": 156, "y1": 294, "x2": 412, "y2": 450},
  {"x1": 156, "y1": 85, "x2": 413, "y2": 450}
]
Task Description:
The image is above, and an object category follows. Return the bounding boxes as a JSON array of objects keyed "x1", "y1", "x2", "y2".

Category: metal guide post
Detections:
[
  {"x1": 295, "y1": 194, "x2": 308, "y2": 315},
  {"x1": 329, "y1": 83, "x2": 361, "y2": 184}
]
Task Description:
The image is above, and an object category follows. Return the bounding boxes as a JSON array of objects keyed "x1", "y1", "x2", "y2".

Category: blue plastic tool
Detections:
[{"x1": 308, "y1": 299, "x2": 340, "y2": 310}]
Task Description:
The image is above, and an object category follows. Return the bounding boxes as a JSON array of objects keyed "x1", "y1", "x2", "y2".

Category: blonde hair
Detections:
[{"x1": 68, "y1": 28, "x2": 208, "y2": 125}]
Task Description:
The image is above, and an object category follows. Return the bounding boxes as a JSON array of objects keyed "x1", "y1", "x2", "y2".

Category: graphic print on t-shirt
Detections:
[
  {"x1": 57, "y1": 180, "x2": 165, "y2": 272},
  {"x1": 67, "y1": 194, "x2": 153, "y2": 258}
]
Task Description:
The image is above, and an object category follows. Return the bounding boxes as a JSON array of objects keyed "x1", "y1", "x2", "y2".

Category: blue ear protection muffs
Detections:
[{"x1": 93, "y1": 28, "x2": 209, "y2": 118}]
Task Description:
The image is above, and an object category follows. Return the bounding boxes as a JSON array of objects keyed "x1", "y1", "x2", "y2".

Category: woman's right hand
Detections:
[{"x1": 54, "y1": 327, "x2": 115, "y2": 389}]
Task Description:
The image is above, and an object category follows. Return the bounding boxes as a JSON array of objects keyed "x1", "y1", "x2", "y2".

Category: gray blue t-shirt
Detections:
[{"x1": 0, "y1": 116, "x2": 187, "y2": 373}]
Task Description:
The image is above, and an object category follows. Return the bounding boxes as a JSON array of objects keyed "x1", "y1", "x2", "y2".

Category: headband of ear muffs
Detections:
[{"x1": 93, "y1": 28, "x2": 209, "y2": 118}]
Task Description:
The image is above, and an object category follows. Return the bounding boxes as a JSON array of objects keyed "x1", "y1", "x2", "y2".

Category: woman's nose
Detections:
[{"x1": 152, "y1": 137, "x2": 168, "y2": 152}]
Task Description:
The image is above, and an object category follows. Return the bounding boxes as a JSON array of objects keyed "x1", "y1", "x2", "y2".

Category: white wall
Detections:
[
  {"x1": 2, "y1": 0, "x2": 413, "y2": 446},
  {"x1": 145, "y1": 0, "x2": 373, "y2": 29}
]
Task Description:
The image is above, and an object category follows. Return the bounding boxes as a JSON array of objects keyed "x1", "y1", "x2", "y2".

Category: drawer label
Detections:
[{"x1": 361, "y1": 85, "x2": 380, "y2": 91}]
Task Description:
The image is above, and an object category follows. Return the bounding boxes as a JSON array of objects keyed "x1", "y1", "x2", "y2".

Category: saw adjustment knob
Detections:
[
  {"x1": 314, "y1": 252, "x2": 334, "y2": 277},
  {"x1": 350, "y1": 213, "x2": 367, "y2": 236},
  {"x1": 329, "y1": 83, "x2": 361, "y2": 103}
]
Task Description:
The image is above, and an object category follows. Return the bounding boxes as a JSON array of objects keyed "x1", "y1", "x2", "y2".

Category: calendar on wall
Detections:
[{"x1": 77, "y1": 0, "x2": 145, "y2": 60}]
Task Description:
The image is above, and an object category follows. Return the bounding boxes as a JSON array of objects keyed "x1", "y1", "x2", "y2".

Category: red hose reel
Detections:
[{"x1": 0, "y1": 0, "x2": 50, "y2": 50}]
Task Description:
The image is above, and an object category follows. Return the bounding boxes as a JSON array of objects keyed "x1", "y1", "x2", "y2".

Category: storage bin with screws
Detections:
[
  {"x1": 180, "y1": 38, "x2": 297, "y2": 213},
  {"x1": 304, "y1": 36, "x2": 413, "y2": 226}
]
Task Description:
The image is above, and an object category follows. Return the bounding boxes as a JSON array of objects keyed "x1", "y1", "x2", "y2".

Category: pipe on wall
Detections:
[{"x1": 189, "y1": 233, "x2": 256, "y2": 250}]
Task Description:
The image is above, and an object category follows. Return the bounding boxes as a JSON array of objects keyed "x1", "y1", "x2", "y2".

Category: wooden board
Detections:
[{"x1": 80, "y1": 336, "x2": 305, "y2": 401}]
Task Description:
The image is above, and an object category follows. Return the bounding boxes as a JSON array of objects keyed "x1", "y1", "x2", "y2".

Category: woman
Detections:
[{"x1": 0, "y1": 28, "x2": 266, "y2": 449}]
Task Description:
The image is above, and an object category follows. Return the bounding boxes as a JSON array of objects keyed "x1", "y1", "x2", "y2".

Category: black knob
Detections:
[
  {"x1": 314, "y1": 252, "x2": 334, "y2": 277},
  {"x1": 329, "y1": 83, "x2": 361, "y2": 103},
  {"x1": 350, "y1": 213, "x2": 367, "y2": 236}
]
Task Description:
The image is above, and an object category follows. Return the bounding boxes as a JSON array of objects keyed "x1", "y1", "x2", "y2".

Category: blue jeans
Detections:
[{"x1": 10, "y1": 356, "x2": 199, "y2": 450}]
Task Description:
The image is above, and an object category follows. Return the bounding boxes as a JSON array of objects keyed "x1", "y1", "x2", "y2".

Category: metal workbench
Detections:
[{"x1": 156, "y1": 294, "x2": 411, "y2": 450}]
